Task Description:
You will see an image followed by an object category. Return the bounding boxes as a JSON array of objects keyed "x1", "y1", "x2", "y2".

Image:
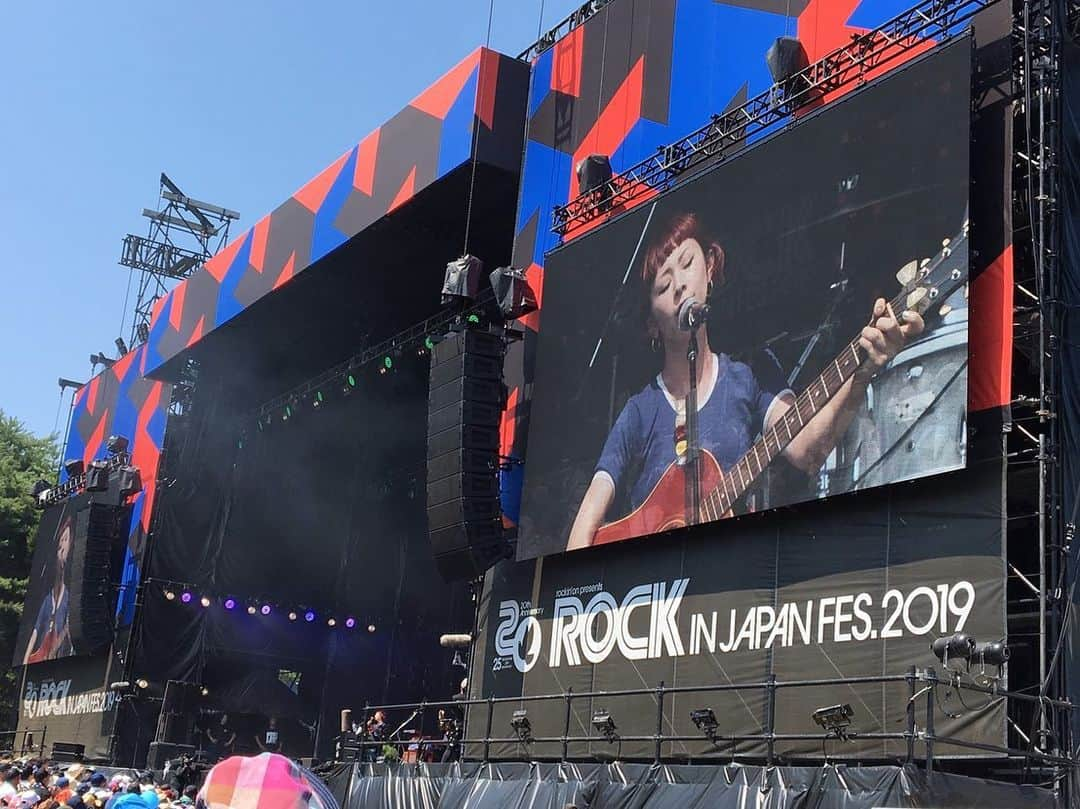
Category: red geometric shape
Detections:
[
  {"x1": 569, "y1": 56, "x2": 645, "y2": 201},
  {"x1": 969, "y1": 245, "x2": 1014, "y2": 411},
  {"x1": 112, "y1": 349, "x2": 137, "y2": 382},
  {"x1": 186, "y1": 316, "x2": 206, "y2": 348},
  {"x1": 250, "y1": 215, "x2": 271, "y2": 273},
  {"x1": 353, "y1": 127, "x2": 381, "y2": 197},
  {"x1": 476, "y1": 49, "x2": 500, "y2": 130},
  {"x1": 517, "y1": 263, "x2": 545, "y2": 332},
  {"x1": 169, "y1": 280, "x2": 187, "y2": 332},
  {"x1": 499, "y1": 386, "x2": 520, "y2": 458},
  {"x1": 273, "y1": 251, "x2": 297, "y2": 291},
  {"x1": 86, "y1": 377, "x2": 100, "y2": 415},
  {"x1": 388, "y1": 166, "x2": 417, "y2": 213},
  {"x1": 133, "y1": 382, "x2": 164, "y2": 532},
  {"x1": 552, "y1": 24, "x2": 584, "y2": 98},
  {"x1": 410, "y1": 49, "x2": 482, "y2": 121},
  {"x1": 292, "y1": 149, "x2": 352, "y2": 214},
  {"x1": 82, "y1": 413, "x2": 107, "y2": 468},
  {"x1": 204, "y1": 230, "x2": 249, "y2": 282}
]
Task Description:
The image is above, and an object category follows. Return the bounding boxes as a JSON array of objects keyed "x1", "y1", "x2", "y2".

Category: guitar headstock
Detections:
[{"x1": 893, "y1": 218, "x2": 969, "y2": 327}]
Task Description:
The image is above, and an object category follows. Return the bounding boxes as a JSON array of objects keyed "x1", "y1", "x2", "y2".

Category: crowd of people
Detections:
[{"x1": 0, "y1": 760, "x2": 194, "y2": 809}]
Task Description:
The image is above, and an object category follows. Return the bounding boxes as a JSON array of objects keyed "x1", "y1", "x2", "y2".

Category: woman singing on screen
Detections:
[
  {"x1": 566, "y1": 212, "x2": 924, "y2": 551},
  {"x1": 23, "y1": 513, "x2": 74, "y2": 663}
]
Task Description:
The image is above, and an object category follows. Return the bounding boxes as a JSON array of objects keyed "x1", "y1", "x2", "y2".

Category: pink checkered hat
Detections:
[{"x1": 196, "y1": 753, "x2": 337, "y2": 809}]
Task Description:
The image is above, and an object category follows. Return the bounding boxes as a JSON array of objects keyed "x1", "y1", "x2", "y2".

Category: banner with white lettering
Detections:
[{"x1": 475, "y1": 459, "x2": 1005, "y2": 760}]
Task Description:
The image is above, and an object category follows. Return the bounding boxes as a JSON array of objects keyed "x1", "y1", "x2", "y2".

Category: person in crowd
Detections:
[
  {"x1": 363, "y1": 710, "x2": 387, "y2": 762},
  {"x1": 205, "y1": 714, "x2": 236, "y2": 761},
  {"x1": 254, "y1": 717, "x2": 281, "y2": 755},
  {"x1": 0, "y1": 765, "x2": 18, "y2": 805},
  {"x1": 52, "y1": 778, "x2": 72, "y2": 805}
]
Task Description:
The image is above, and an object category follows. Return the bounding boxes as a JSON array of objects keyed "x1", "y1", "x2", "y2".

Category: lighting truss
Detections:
[
  {"x1": 35, "y1": 452, "x2": 130, "y2": 509},
  {"x1": 517, "y1": 0, "x2": 617, "y2": 63},
  {"x1": 551, "y1": 0, "x2": 999, "y2": 236}
]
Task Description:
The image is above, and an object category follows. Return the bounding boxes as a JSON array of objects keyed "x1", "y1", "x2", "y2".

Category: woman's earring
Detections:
[
  {"x1": 650, "y1": 335, "x2": 662, "y2": 353},
  {"x1": 707, "y1": 280, "x2": 714, "y2": 298}
]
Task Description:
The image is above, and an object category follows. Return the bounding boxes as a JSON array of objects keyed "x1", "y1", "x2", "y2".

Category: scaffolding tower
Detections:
[{"x1": 118, "y1": 173, "x2": 239, "y2": 349}]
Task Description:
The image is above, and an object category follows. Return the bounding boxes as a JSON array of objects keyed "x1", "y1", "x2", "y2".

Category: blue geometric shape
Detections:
[
  {"x1": 438, "y1": 65, "x2": 481, "y2": 179},
  {"x1": 214, "y1": 232, "x2": 254, "y2": 328},
  {"x1": 311, "y1": 146, "x2": 359, "y2": 264},
  {"x1": 528, "y1": 49, "x2": 554, "y2": 118}
]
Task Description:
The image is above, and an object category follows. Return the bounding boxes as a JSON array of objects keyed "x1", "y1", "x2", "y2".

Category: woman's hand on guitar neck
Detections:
[{"x1": 853, "y1": 298, "x2": 924, "y2": 385}]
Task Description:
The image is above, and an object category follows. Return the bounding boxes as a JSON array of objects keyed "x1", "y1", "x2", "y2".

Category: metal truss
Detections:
[
  {"x1": 517, "y1": 0, "x2": 618, "y2": 63},
  {"x1": 118, "y1": 173, "x2": 239, "y2": 349},
  {"x1": 34, "y1": 452, "x2": 131, "y2": 509},
  {"x1": 551, "y1": 0, "x2": 999, "y2": 237}
]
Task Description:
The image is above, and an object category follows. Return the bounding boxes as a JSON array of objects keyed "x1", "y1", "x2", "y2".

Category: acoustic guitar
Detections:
[{"x1": 593, "y1": 221, "x2": 970, "y2": 546}]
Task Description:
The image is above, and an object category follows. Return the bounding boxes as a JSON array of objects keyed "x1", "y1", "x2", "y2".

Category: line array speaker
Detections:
[
  {"x1": 67, "y1": 502, "x2": 123, "y2": 656},
  {"x1": 427, "y1": 330, "x2": 509, "y2": 581}
]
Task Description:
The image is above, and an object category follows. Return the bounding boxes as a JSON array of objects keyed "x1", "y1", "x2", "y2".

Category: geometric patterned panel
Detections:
[
  {"x1": 64, "y1": 343, "x2": 172, "y2": 625},
  {"x1": 143, "y1": 47, "x2": 529, "y2": 377},
  {"x1": 499, "y1": 0, "x2": 956, "y2": 525}
]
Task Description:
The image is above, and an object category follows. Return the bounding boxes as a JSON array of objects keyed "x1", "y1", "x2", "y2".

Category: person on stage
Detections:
[
  {"x1": 567, "y1": 211, "x2": 924, "y2": 550},
  {"x1": 23, "y1": 513, "x2": 75, "y2": 664}
]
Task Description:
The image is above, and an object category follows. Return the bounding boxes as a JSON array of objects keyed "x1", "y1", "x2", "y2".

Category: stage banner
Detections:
[
  {"x1": 474, "y1": 457, "x2": 1006, "y2": 760},
  {"x1": 518, "y1": 38, "x2": 973, "y2": 560},
  {"x1": 15, "y1": 654, "x2": 120, "y2": 761}
]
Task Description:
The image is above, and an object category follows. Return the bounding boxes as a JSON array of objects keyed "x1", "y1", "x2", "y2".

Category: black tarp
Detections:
[{"x1": 322, "y1": 761, "x2": 1054, "y2": 809}]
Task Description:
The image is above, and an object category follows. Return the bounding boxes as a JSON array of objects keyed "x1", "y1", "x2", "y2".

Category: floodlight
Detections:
[
  {"x1": 591, "y1": 710, "x2": 618, "y2": 743},
  {"x1": 930, "y1": 633, "x2": 976, "y2": 667},
  {"x1": 199, "y1": 596, "x2": 211, "y2": 608},
  {"x1": 973, "y1": 641, "x2": 1010, "y2": 667},
  {"x1": 811, "y1": 704, "x2": 854, "y2": 739},
  {"x1": 115, "y1": 337, "x2": 129, "y2": 356},
  {"x1": 136, "y1": 322, "x2": 150, "y2": 344},
  {"x1": 510, "y1": 710, "x2": 533, "y2": 744}
]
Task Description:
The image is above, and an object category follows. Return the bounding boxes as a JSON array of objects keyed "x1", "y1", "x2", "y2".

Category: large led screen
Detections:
[{"x1": 519, "y1": 40, "x2": 972, "y2": 560}]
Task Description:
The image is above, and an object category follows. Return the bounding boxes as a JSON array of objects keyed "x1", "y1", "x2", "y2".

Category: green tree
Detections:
[{"x1": 0, "y1": 412, "x2": 57, "y2": 726}]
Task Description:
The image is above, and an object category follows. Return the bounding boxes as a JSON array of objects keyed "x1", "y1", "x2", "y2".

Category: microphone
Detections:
[{"x1": 677, "y1": 298, "x2": 710, "y2": 332}]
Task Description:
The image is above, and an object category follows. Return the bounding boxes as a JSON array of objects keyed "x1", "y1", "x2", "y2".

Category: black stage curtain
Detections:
[{"x1": 323, "y1": 761, "x2": 1053, "y2": 809}]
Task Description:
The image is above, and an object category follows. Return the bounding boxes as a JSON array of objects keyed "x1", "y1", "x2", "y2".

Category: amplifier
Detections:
[{"x1": 50, "y1": 741, "x2": 85, "y2": 763}]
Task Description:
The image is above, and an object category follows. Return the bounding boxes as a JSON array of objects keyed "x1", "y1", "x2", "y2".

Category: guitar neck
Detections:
[{"x1": 701, "y1": 335, "x2": 865, "y2": 519}]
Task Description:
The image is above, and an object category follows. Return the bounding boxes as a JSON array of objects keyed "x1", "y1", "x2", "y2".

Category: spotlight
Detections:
[
  {"x1": 282, "y1": 404, "x2": 292, "y2": 422},
  {"x1": 115, "y1": 337, "x2": 129, "y2": 356},
  {"x1": 973, "y1": 641, "x2": 1010, "y2": 667},
  {"x1": 931, "y1": 633, "x2": 976, "y2": 667},
  {"x1": 247, "y1": 604, "x2": 257, "y2": 615},
  {"x1": 164, "y1": 590, "x2": 176, "y2": 601},
  {"x1": 288, "y1": 611, "x2": 298, "y2": 621},
  {"x1": 342, "y1": 373, "x2": 357, "y2": 395},
  {"x1": 345, "y1": 617, "x2": 356, "y2": 629},
  {"x1": 811, "y1": 704, "x2": 854, "y2": 740},
  {"x1": 85, "y1": 460, "x2": 110, "y2": 492},
  {"x1": 382, "y1": 355, "x2": 393, "y2": 371},
  {"x1": 136, "y1": 322, "x2": 150, "y2": 344},
  {"x1": 510, "y1": 710, "x2": 533, "y2": 744},
  {"x1": 135, "y1": 679, "x2": 149, "y2": 690},
  {"x1": 199, "y1": 596, "x2": 211, "y2": 608},
  {"x1": 199, "y1": 687, "x2": 209, "y2": 697},
  {"x1": 63, "y1": 458, "x2": 85, "y2": 478},
  {"x1": 489, "y1": 266, "x2": 538, "y2": 320},
  {"x1": 260, "y1": 604, "x2": 272, "y2": 616},
  {"x1": 106, "y1": 435, "x2": 130, "y2": 454},
  {"x1": 223, "y1": 598, "x2": 236, "y2": 610},
  {"x1": 327, "y1": 617, "x2": 337, "y2": 627},
  {"x1": 367, "y1": 623, "x2": 376, "y2": 634},
  {"x1": 312, "y1": 391, "x2": 325, "y2": 409},
  {"x1": 305, "y1": 610, "x2": 316, "y2": 623},
  {"x1": 591, "y1": 710, "x2": 618, "y2": 743},
  {"x1": 690, "y1": 708, "x2": 719, "y2": 743},
  {"x1": 441, "y1": 255, "x2": 485, "y2": 305},
  {"x1": 180, "y1": 592, "x2": 193, "y2": 604}
]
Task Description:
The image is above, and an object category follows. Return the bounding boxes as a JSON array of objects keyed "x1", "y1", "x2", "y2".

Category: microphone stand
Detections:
[{"x1": 685, "y1": 328, "x2": 701, "y2": 526}]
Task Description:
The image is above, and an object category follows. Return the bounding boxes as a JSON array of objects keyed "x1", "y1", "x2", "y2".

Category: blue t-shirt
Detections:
[{"x1": 596, "y1": 353, "x2": 783, "y2": 511}]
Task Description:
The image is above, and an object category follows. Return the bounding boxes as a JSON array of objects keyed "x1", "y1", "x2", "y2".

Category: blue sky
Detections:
[{"x1": 0, "y1": 0, "x2": 577, "y2": 439}]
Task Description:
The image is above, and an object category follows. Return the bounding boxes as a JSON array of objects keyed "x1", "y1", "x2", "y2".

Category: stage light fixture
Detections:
[
  {"x1": 136, "y1": 322, "x2": 150, "y2": 344},
  {"x1": 288, "y1": 611, "x2": 298, "y2": 622},
  {"x1": 261, "y1": 604, "x2": 272, "y2": 616},
  {"x1": 90, "y1": 352, "x2": 116, "y2": 369},
  {"x1": 115, "y1": 337, "x2": 129, "y2": 356},
  {"x1": 282, "y1": 405, "x2": 292, "y2": 422},
  {"x1": 199, "y1": 687, "x2": 209, "y2": 697},
  {"x1": 135, "y1": 679, "x2": 149, "y2": 690},
  {"x1": 466, "y1": 313, "x2": 481, "y2": 325},
  {"x1": 63, "y1": 458, "x2": 85, "y2": 478},
  {"x1": 327, "y1": 617, "x2": 337, "y2": 627},
  {"x1": 312, "y1": 391, "x2": 325, "y2": 408},
  {"x1": 441, "y1": 254, "x2": 484, "y2": 305},
  {"x1": 345, "y1": 617, "x2": 356, "y2": 629},
  {"x1": 106, "y1": 435, "x2": 130, "y2": 454},
  {"x1": 973, "y1": 641, "x2": 1010, "y2": 667},
  {"x1": 510, "y1": 710, "x2": 533, "y2": 744},
  {"x1": 247, "y1": 604, "x2": 258, "y2": 615},
  {"x1": 223, "y1": 598, "x2": 236, "y2": 610},
  {"x1": 690, "y1": 708, "x2": 719, "y2": 743},
  {"x1": 931, "y1": 633, "x2": 976, "y2": 667},
  {"x1": 164, "y1": 589, "x2": 176, "y2": 601},
  {"x1": 180, "y1": 591, "x2": 193, "y2": 604},
  {"x1": 305, "y1": 610, "x2": 316, "y2": 623},
  {"x1": 489, "y1": 266, "x2": 538, "y2": 320},
  {"x1": 199, "y1": 595, "x2": 211, "y2": 608},
  {"x1": 367, "y1": 623, "x2": 376, "y2": 634},
  {"x1": 811, "y1": 704, "x2": 854, "y2": 739},
  {"x1": 591, "y1": 710, "x2": 618, "y2": 743}
]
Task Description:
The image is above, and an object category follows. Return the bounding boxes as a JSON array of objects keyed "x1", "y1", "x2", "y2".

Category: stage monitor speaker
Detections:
[
  {"x1": 67, "y1": 502, "x2": 123, "y2": 656},
  {"x1": 576, "y1": 154, "x2": 612, "y2": 197},
  {"x1": 147, "y1": 741, "x2": 195, "y2": 772},
  {"x1": 50, "y1": 741, "x2": 85, "y2": 763},
  {"x1": 427, "y1": 330, "x2": 509, "y2": 581}
]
